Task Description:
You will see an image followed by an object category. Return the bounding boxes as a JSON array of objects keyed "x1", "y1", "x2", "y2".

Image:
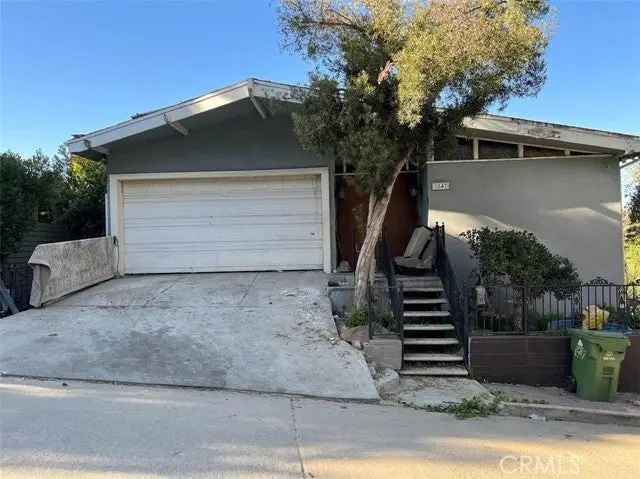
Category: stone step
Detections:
[
  {"x1": 403, "y1": 337, "x2": 459, "y2": 346},
  {"x1": 400, "y1": 366, "x2": 469, "y2": 377},
  {"x1": 403, "y1": 353, "x2": 464, "y2": 362},
  {"x1": 403, "y1": 323, "x2": 455, "y2": 332},
  {"x1": 403, "y1": 298, "x2": 448, "y2": 305},
  {"x1": 402, "y1": 287, "x2": 444, "y2": 294},
  {"x1": 403, "y1": 310, "x2": 450, "y2": 318}
]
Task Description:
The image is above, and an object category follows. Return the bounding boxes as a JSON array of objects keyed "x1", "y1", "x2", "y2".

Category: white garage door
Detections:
[{"x1": 121, "y1": 175, "x2": 325, "y2": 273}]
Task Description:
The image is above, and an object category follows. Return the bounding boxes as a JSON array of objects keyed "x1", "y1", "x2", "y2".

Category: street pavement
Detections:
[{"x1": 1, "y1": 378, "x2": 639, "y2": 478}]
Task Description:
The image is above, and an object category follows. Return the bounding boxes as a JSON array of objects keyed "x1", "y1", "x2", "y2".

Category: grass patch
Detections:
[{"x1": 345, "y1": 308, "x2": 368, "y2": 328}]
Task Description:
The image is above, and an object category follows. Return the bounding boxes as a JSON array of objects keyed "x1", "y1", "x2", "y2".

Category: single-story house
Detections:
[{"x1": 67, "y1": 78, "x2": 640, "y2": 285}]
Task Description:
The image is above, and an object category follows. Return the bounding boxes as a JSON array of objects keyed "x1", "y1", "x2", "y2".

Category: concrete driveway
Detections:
[{"x1": 0, "y1": 272, "x2": 377, "y2": 400}]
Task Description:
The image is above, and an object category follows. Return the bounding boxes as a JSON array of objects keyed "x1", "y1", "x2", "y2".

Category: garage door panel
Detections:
[
  {"x1": 125, "y1": 246, "x2": 324, "y2": 274},
  {"x1": 123, "y1": 197, "x2": 322, "y2": 220},
  {"x1": 124, "y1": 223, "x2": 323, "y2": 244},
  {"x1": 122, "y1": 174, "x2": 325, "y2": 273},
  {"x1": 123, "y1": 177, "x2": 319, "y2": 202}
]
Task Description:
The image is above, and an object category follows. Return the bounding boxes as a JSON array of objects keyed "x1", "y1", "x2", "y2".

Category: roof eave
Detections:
[
  {"x1": 67, "y1": 78, "x2": 640, "y2": 158},
  {"x1": 463, "y1": 115, "x2": 640, "y2": 155}
]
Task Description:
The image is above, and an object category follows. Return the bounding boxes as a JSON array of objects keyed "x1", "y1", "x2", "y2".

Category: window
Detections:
[{"x1": 478, "y1": 140, "x2": 518, "y2": 159}]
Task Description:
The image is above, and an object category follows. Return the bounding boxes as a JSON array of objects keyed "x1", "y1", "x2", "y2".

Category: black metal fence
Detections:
[
  {"x1": 467, "y1": 279, "x2": 640, "y2": 335},
  {"x1": 0, "y1": 264, "x2": 33, "y2": 314}
]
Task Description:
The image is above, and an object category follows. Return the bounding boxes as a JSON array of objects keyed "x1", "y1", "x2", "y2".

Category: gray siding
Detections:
[
  {"x1": 427, "y1": 157, "x2": 624, "y2": 284},
  {"x1": 107, "y1": 108, "x2": 327, "y2": 175}
]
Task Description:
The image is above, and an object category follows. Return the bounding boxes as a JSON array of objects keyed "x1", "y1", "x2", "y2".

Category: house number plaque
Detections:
[{"x1": 431, "y1": 181, "x2": 450, "y2": 191}]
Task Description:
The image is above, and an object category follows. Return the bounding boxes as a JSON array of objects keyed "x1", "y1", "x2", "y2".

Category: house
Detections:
[{"x1": 67, "y1": 78, "x2": 640, "y2": 285}]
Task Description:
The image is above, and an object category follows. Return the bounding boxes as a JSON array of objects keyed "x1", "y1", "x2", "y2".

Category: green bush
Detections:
[
  {"x1": 461, "y1": 227, "x2": 580, "y2": 297},
  {"x1": 527, "y1": 311, "x2": 564, "y2": 331},
  {"x1": 603, "y1": 306, "x2": 640, "y2": 330},
  {"x1": 59, "y1": 155, "x2": 106, "y2": 238},
  {"x1": 0, "y1": 151, "x2": 66, "y2": 256},
  {"x1": 1, "y1": 148, "x2": 106, "y2": 259},
  {"x1": 346, "y1": 308, "x2": 368, "y2": 328}
]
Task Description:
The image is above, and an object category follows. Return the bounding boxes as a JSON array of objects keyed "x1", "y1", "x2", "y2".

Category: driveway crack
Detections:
[
  {"x1": 142, "y1": 276, "x2": 185, "y2": 307},
  {"x1": 289, "y1": 397, "x2": 307, "y2": 479},
  {"x1": 237, "y1": 272, "x2": 259, "y2": 307}
]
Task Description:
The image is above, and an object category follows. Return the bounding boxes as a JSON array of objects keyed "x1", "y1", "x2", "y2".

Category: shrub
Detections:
[
  {"x1": 461, "y1": 228, "x2": 580, "y2": 297},
  {"x1": 346, "y1": 308, "x2": 368, "y2": 328},
  {"x1": 0, "y1": 151, "x2": 65, "y2": 257},
  {"x1": 1, "y1": 148, "x2": 106, "y2": 259}
]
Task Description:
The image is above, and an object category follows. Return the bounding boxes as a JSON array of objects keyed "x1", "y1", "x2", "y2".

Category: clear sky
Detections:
[{"x1": 1, "y1": 0, "x2": 639, "y2": 159}]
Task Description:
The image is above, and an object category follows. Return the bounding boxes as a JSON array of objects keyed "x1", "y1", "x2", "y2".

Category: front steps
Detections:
[
  {"x1": 400, "y1": 366, "x2": 469, "y2": 377},
  {"x1": 398, "y1": 275, "x2": 468, "y2": 377}
]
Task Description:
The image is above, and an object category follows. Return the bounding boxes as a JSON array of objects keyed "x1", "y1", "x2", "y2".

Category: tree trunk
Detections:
[{"x1": 353, "y1": 155, "x2": 410, "y2": 310}]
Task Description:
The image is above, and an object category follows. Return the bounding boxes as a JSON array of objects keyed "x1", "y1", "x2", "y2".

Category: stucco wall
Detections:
[
  {"x1": 427, "y1": 157, "x2": 624, "y2": 284},
  {"x1": 107, "y1": 106, "x2": 327, "y2": 174}
]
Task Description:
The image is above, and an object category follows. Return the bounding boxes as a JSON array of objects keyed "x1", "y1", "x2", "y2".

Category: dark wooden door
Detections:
[{"x1": 336, "y1": 173, "x2": 419, "y2": 270}]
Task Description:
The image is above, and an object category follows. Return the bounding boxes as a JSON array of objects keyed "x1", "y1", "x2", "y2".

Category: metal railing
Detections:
[
  {"x1": 433, "y1": 223, "x2": 468, "y2": 363},
  {"x1": 467, "y1": 279, "x2": 640, "y2": 335}
]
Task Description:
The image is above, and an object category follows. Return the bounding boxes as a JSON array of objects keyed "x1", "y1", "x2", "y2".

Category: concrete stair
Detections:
[
  {"x1": 400, "y1": 366, "x2": 469, "y2": 377},
  {"x1": 403, "y1": 324, "x2": 454, "y2": 332},
  {"x1": 398, "y1": 275, "x2": 468, "y2": 377}
]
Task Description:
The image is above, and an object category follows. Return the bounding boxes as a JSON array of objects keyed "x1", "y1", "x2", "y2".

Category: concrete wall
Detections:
[
  {"x1": 107, "y1": 102, "x2": 328, "y2": 175},
  {"x1": 29, "y1": 237, "x2": 116, "y2": 307},
  {"x1": 427, "y1": 157, "x2": 624, "y2": 284}
]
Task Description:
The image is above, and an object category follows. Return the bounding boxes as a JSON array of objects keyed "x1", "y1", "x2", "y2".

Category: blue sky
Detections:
[{"x1": 1, "y1": 0, "x2": 639, "y2": 159}]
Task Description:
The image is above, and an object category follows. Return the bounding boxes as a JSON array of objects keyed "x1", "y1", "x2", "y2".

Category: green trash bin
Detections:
[{"x1": 569, "y1": 329, "x2": 630, "y2": 402}]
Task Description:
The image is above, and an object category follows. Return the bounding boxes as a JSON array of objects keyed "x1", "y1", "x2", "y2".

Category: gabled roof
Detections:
[{"x1": 67, "y1": 78, "x2": 640, "y2": 158}]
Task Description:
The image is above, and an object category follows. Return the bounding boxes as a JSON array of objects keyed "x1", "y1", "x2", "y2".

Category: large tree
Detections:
[{"x1": 279, "y1": 0, "x2": 551, "y2": 308}]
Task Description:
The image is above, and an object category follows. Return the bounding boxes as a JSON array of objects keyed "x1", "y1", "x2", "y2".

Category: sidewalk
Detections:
[{"x1": 1, "y1": 377, "x2": 639, "y2": 478}]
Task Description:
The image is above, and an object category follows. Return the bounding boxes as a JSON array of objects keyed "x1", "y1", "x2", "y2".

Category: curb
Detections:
[
  {"x1": 500, "y1": 401, "x2": 640, "y2": 428},
  {"x1": 0, "y1": 373, "x2": 381, "y2": 404}
]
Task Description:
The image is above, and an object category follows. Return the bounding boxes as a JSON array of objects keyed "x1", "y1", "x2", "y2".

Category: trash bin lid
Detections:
[{"x1": 568, "y1": 328, "x2": 631, "y2": 350}]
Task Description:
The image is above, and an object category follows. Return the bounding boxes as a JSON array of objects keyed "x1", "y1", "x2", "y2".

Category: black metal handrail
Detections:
[{"x1": 433, "y1": 223, "x2": 468, "y2": 364}]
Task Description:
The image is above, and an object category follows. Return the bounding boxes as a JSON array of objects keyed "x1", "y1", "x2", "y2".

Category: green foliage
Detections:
[
  {"x1": 625, "y1": 236, "x2": 640, "y2": 284},
  {"x1": 0, "y1": 151, "x2": 65, "y2": 256},
  {"x1": 59, "y1": 155, "x2": 106, "y2": 238},
  {"x1": 279, "y1": 0, "x2": 551, "y2": 197},
  {"x1": 426, "y1": 394, "x2": 501, "y2": 419},
  {"x1": 346, "y1": 307, "x2": 369, "y2": 327},
  {"x1": 0, "y1": 148, "x2": 106, "y2": 258},
  {"x1": 461, "y1": 227, "x2": 580, "y2": 295},
  {"x1": 527, "y1": 311, "x2": 563, "y2": 331},
  {"x1": 603, "y1": 305, "x2": 640, "y2": 330},
  {"x1": 379, "y1": 309, "x2": 394, "y2": 329}
]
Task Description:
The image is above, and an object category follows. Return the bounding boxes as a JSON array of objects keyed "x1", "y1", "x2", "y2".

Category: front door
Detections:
[{"x1": 336, "y1": 173, "x2": 419, "y2": 270}]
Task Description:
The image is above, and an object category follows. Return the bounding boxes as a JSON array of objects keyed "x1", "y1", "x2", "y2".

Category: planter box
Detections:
[{"x1": 469, "y1": 334, "x2": 640, "y2": 393}]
